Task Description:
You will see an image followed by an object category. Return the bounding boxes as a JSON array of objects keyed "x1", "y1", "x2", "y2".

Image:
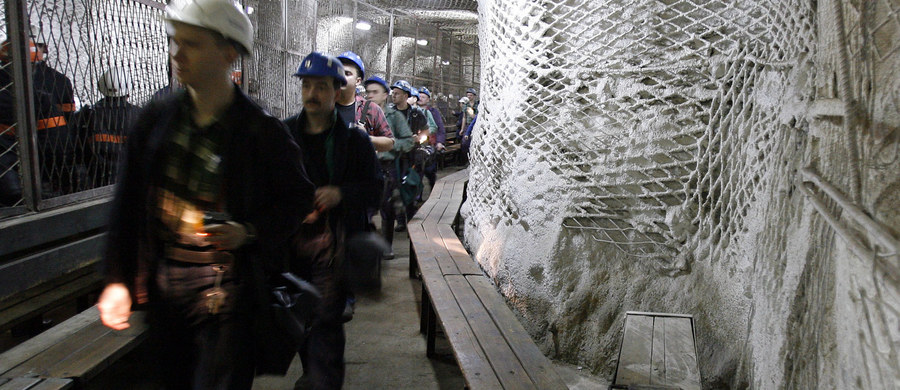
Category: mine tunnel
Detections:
[{"x1": 1, "y1": 0, "x2": 898, "y2": 389}]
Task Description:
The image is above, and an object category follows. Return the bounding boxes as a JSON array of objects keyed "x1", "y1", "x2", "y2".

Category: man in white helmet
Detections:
[
  {"x1": 96, "y1": 0, "x2": 316, "y2": 387},
  {"x1": 72, "y1": 68, "x2": 140, "y2": 188}
]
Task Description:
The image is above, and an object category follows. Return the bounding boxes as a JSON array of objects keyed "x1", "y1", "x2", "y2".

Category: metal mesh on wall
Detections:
[
  {"x1": 471, "y1": 0, "x2": 815, "y2": 262},
  {"x1": 1, "y1": 0, "x2": 168, "y2": 215},
  {"x1": 471, "y1": 0, "x2": 900, "y2": 386}
]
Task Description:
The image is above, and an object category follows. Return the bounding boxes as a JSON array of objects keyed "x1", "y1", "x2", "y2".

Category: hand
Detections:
[
  {"x1": 436, "y1": 142, "x2": 445, "y2": 151},
  {"x1": 315, "y1": 186, "x2": 342, "y2": 211},
  {"x1": 204, "y1": 221, "x2": 249, "y2": 250},
  {"x1": 98, "y1": 283, "x2": 132, "y2": 330}
]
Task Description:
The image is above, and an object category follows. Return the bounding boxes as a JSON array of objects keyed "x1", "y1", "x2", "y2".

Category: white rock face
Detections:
[{"x1": 466, "y1": 0, "x2": 900, "y2": 387}]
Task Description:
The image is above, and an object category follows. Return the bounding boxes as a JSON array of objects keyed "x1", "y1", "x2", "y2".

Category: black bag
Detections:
[
  {"x1": 269, "y1": 272, "x2": 321, "y2": 345},
  {"x1": 344, "y1": 232, "x2": 391, "y2": 292},
  {"x1": 253, "y1": 271, "x2": 321, "y2": 376}
]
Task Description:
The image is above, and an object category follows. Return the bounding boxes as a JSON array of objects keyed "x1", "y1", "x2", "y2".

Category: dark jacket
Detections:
[
  {"x1": 283, "y1": 110, "x2": 382, "y2": 237},
  {"x1": 73, "y1": 97, "x2": 140, "y2": 187},
  {"x1": 104, "y1": 86, "x2": 315, "y2": 306}
]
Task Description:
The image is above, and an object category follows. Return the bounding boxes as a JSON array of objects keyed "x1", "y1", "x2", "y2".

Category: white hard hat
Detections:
[
  {"x1": 164, "y1": 0, "x2": 253, "y2": 54},
  {"x1": 98, "y1": 67, "x2": 130, "y2": 97}
]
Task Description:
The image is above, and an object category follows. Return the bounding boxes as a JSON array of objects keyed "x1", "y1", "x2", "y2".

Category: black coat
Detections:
[
  {"x1": 284, "y1": 110, "x2": 382, "y2": 237},
  {"x1": 104, "y1": 86, "x2": 315, "y2": 310}
]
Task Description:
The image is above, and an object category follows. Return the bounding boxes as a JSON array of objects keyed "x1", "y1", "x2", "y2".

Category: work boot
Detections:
[{"x1": 342, "y1": 299, "x2": 355, "y2": 323}]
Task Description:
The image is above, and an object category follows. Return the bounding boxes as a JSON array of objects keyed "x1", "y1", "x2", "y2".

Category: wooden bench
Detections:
[
  {"x1": 438, "y1": 126, "x2": 462, "y2": 170},
  {"x1": 0, "y1": 268, "x2": 104, "y2": 336},
  {"x1": 0, "y1": 306, "x2": 148, "y2": 389},
  {"x1": 0, "y1": 199, "x2": 111, "y2": 336},
  {"x1": 611, "y1": 312, "x2": 701, "y2": 390},
  {"x1": 408, "y1": 169, "x2": 568, "y2": 389}
]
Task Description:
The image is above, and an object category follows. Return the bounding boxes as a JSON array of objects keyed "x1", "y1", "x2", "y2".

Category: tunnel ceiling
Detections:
[{"x1": 367, "y1": 0, "x2": 479, "y2": 44}]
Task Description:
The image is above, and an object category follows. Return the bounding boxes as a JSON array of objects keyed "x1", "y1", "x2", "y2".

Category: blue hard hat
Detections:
[
  {"x1": 293, "y1": 52, "x2": 347, "y2": 86},
  {"x1": 409, "y1": 86, "x2": 419, "y2": 98},
  {"x1": 391, "y1": 80, "x2": 412, "y2": 95},
  {"x1": 418, "y1": 87, "x2": 431, "y2": 97},
  {"x1": 364, "y1": 76, "x2": 389, "y2": 92},
  {"x1": 466, "y1": 88, "x2": 477, "y2": 95},
  {"x1": 337, "y1": 51, "x2": 365, "y2": 79}
]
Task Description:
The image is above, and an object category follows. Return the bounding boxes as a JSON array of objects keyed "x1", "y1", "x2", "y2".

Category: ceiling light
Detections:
[
  {"x1": 356, "y1": 21, "x2": 372, "y2": 31},
  {"x1": 416, "y1": 39, "x2": 428, "y2": 46},
  {"x1": 441, "y1": 60, "x2": 450, "y2": 65},
  {"x1": 245, "y1": 6, "x2": 254, "y2": 15}
]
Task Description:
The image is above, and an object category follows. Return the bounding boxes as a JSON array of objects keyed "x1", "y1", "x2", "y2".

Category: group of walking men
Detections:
[{"x1": 95, "y1": 0, "x2": 470, "y2": 389}]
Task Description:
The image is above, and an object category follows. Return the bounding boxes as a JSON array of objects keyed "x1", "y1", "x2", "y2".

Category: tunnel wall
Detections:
[{"x1": 464, "y1": 0, "x2": 900, "y2": 387}]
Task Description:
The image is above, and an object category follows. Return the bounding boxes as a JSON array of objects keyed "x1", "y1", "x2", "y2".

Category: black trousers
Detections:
[
  {"x1": 379, "y1": 160, "x2": 398, "y2": 243},
  {"x1": 149, "y1": 259, "x2": 254, "y2": 390},
  {"x1": 297, "y1": 252, "x2": 347, "y2": 390}
]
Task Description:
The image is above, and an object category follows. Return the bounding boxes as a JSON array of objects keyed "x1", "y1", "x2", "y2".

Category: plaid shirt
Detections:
[
  {"x1": 354, "y1": 95, "x2": 393, "y2": 138},
  {"x1": 154, "y1": 106, "x2": 227, "y2": 240}
]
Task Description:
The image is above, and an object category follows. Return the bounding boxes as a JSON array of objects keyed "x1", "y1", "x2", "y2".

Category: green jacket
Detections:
[
  {"x1": 378, "y1": 104, "x2": 414, "y2": 161},
  {"x1": 423, "y1": 108, "x2": 437, "y2": 135}
]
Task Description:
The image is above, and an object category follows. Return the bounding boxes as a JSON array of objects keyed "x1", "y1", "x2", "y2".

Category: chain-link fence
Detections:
[
  {"x1": 0, "y1": 0, "x2": 478, "y2": 218},
  {"x1": 1, "y1": 0, "x2": 168, "y2": 216}
]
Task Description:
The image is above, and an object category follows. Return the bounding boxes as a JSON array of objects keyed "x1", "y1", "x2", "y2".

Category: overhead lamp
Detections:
[
  {"x1": 441, "y1": 60, "x2": 450, "y2": 65},
  {"x1": 245, "y1": 6, "x2": 254, "y2": 15},
  {"x1": 355, "y1": 21, "x2": 372, "y2": 31},
  {"x1": 416, "y1": 39, "x2": 428, "y2": 46}
]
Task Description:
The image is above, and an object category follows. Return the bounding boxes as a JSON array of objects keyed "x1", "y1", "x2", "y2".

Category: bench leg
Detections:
[
  {"x1": 425, "y1": 298, "x2": 437, "y2": 358},
  {"x1": 409, "y1": 241, "x2": 418, "y2": 279},
  {"x1": 420, "y1": 286, "x2": 430, "y2": 334}
]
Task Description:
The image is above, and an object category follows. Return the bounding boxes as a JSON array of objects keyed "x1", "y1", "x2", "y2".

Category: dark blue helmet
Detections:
[
  {"x1": 391, "y1": 80, "x2": 412, "y2": 95},
  {"x1": 466, "y1": 87, "x2": 477, "y2": 95},
  {"x1": 418, "y1": 87, "x2": 431, "y2": 97},
  {"x1": 364, "y1": 76, "x2": 389, "y2": 92},
  {"x1": 409, "y1": 86, "x2": 419, "y2": 98},
  {"x1": 337, "y1": 51, "x2": 365, "y2": 79},
  {"x1": 293, "y1": 52, "x2": 347, "y2": 86}
]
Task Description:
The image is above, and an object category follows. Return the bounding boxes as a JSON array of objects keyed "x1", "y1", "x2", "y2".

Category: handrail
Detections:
[{"x1": 798, "y1": 168, "x2": 900, "y2": 280}]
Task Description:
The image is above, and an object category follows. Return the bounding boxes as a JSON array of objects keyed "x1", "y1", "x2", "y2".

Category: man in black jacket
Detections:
[
  {"x1": 96, "y1": 0, "x2": 315, "y2": 388},
  {"x1": 284, "y1": 52, "x2": 382, "y2": 390}
]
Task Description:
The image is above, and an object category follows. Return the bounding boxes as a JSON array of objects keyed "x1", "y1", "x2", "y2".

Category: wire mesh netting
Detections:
[
  {"x1": 471, "y1": 0, "x2": 816, "y2": 263},
  {"x1": 1, "y1": 0, "x2": 168, "y2": 213}
]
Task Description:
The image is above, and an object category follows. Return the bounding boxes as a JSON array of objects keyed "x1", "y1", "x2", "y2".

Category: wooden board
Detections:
[
  {"x1": 0, "y1": 272, "x2": 104, "y2": 333},
  {"x1": 422, "y1": 269, "x2": 502, "y2": 389},
  {"x1": 0, "y1": 378, "x2": 73, "y2": 390},
  {"x1": 0, "y1": 377, "x2": 74, "y2": 390},
  {"x1": 0, "y1": 307, "x2": 100, "y2": 376},
  {"x1": 0, "y1": 234, "x2": 106, "y2": 302},
  {"x1": 0, "y1": 198, "x2": 110, "y2": 258},
  {"x1": 466, "y1": 275, "x2": 567, "y2": 390},
  {"x1": 437, "y1": 225, "x2": 482, "y2": 275},
  {"x1": 614, "y1": 313, "x2": 700, "y2": 389},
  {"x1": 3, "y1": 309, "x2": 147, "y2": 382},
  {"x1": 445, "y1": 275, "x2": 536, "y2": 389}
]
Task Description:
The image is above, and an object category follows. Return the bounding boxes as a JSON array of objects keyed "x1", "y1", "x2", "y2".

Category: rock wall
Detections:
[{"x1": 464, "y1": 0, "x2": 900, "y2": 387}]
